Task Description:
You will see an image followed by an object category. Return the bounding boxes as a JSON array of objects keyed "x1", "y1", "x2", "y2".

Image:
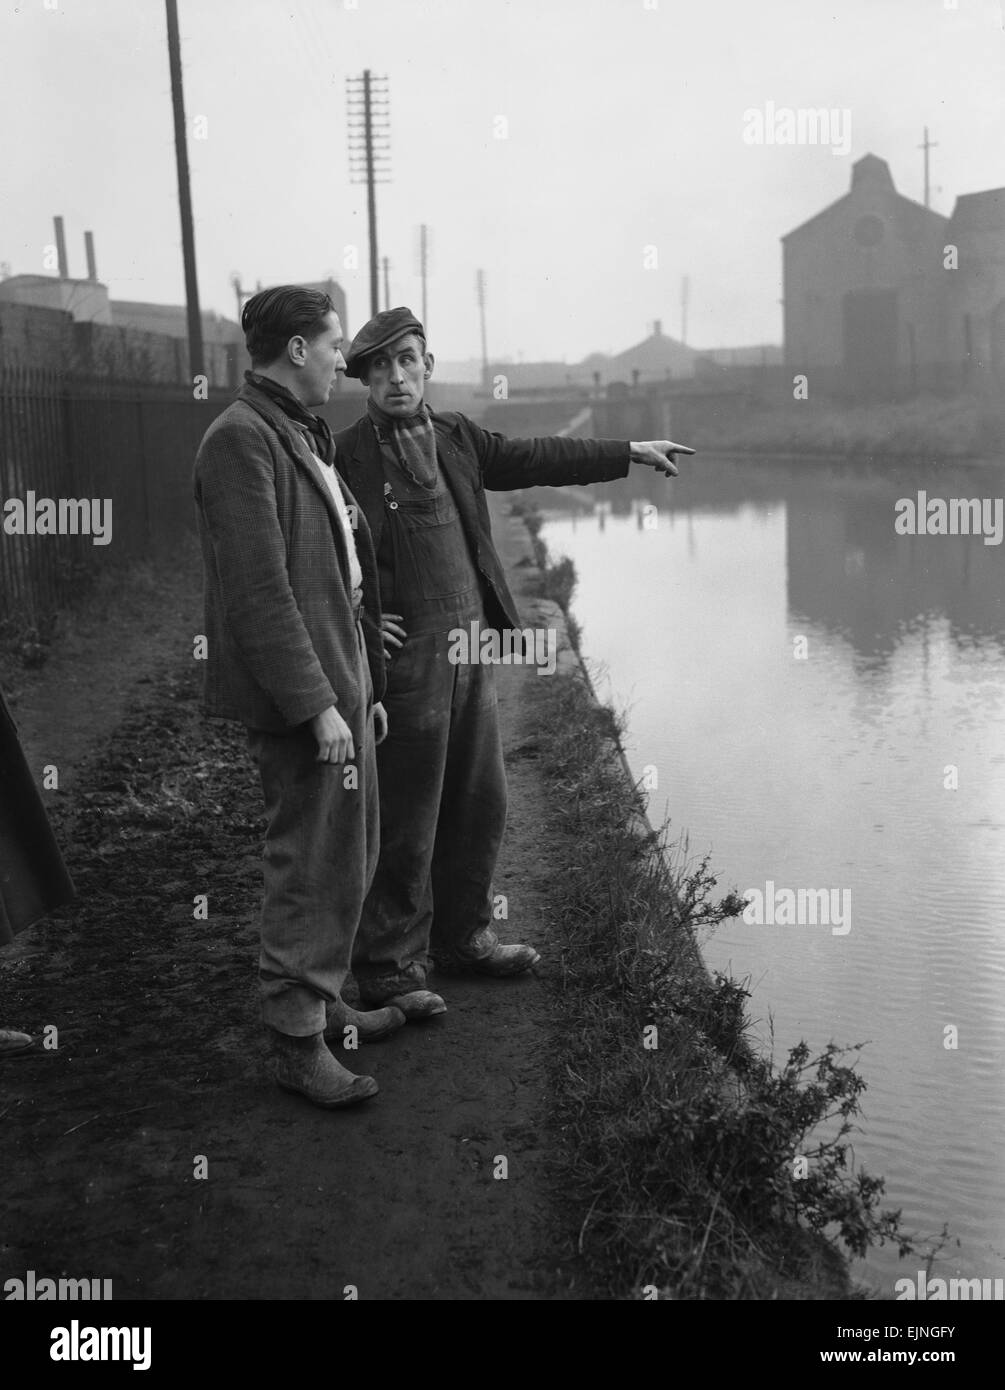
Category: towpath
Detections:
[{"x1": 1, "y1": 497, "x2": 577, "y2": 1301}]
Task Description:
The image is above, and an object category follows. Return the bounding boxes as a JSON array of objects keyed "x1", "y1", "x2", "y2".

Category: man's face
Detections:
[
  {"x1": 298, "y1": 311, "x2": 346, "y2": 407},
  {"x1": 363, "y1": 333, "x2": 433, "y2": 415}
]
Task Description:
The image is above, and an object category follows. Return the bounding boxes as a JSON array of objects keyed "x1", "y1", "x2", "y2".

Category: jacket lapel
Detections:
[
  {"x1": 338, "y1": 419, "x2": 388, "y2": 552},
  {"x1": 239, "y1": 385, "x2": 343, "y2": 525},
  {"x1": 239, "y1": 383, "x2": 355, "y2": 579},
  {"x1": 335, "y1": 409, "x2": 480, "y2": 563},
  {"x1": 432, "y1": 413, "x2": 482, "y2": 556}
]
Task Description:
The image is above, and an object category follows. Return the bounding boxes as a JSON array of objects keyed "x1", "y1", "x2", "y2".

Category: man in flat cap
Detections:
[
  {"x1": 333, "y1": 306, "x2": 693, "y2": 1019},
  {"x1": 194, "y1": 286, "x2": 404, "y2": 1110}
]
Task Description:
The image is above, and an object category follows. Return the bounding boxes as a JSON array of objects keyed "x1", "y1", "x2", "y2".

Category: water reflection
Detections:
[
  {"x1": 539, "y1": 456, "x2": 1005, "y2": 655},
  {"x1": 538, "y1": 453, "x2": 1005, "y2": 1296}
]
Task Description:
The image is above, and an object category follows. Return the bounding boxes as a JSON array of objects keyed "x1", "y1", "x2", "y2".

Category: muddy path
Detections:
[{"x1": 1, "y1": 508, "x2": 579, "y2": 1301}]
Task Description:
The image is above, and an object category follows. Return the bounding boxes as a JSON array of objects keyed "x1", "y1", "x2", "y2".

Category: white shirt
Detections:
[{"x1": 296, "y1": 428, "x2": 364, "y2": 595}]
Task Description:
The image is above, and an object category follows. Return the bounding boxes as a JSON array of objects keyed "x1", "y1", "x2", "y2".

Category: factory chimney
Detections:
[
  {"x1": 84, "y1": 231, "x2": 98, "y2": 282},
  {"x1": 53, "y1": 216, "x2": 69, "y2": 279}
]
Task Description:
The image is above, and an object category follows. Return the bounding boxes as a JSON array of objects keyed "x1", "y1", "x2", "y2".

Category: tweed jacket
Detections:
[
  {"x1": 333, "y1": 411, "x2": 631, "y2": 631},
  {"x1": 193, "y1": 382, "x2": 385, "y2": 733}
]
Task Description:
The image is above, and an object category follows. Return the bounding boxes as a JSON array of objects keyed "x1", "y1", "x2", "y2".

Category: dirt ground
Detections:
[{"x1": 1, "y1": 500, "x2": 581, "y2": 1301}]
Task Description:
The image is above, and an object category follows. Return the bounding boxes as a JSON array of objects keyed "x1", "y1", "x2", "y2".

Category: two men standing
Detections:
[{"x1": 195, "y1": 288, "x2": 691, "y2": 1108}]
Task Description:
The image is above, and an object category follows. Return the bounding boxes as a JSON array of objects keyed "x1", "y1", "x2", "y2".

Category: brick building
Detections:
[{"x1": 782, "y1": 153, "x2": 1005, "y2": 399}]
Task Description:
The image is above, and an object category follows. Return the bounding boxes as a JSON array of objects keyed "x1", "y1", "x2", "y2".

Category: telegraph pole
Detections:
[
  {"x1": 347, "y1": 70, "x2": 390, "y2": 318},
  {"x1": 476, "y1": 269, "x2": 488, "y2": 376},
  {"x1": 230, "y1": 272, "x2": 251, "y2": 327},
  {"x1": 919, "y1": 126, "x2": 938, "y2": 209},
  {"x1": 382, "y1": 256, "x2": 391, "y2": 311},
  {"x1": 419, "y1": 223, "x2": 429, "y2": 331},
  {"x1": 165, "y1": 0, "x2": 204, "y2": 378}
]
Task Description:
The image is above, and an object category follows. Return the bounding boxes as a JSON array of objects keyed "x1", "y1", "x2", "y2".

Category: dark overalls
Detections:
[{"x1": 351, "y1": 453, "x2": 508, "y2": 1002}]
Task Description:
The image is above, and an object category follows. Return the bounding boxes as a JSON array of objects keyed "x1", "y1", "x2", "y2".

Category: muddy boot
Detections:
[
  {"x1": 324, "y1": 998, "x2": 406, "y2": 1044},
  {"x1": 270, "y1": 1029, "x2": 378, "y2": 1108},
  {"x1": 435, "y1": 928, "x2": 540, "y2": 978},
  {"x1": 0, "y1": 1028, "x2": 33, "y2": 1056},
  {"x1": 384, "y1": 990, "x2": 447, "y2": 1019}
]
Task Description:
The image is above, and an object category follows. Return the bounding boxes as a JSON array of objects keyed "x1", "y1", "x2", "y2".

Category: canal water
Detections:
[{"x1": 538, "y1": 453, "x2": 1005, "y2": 1296}]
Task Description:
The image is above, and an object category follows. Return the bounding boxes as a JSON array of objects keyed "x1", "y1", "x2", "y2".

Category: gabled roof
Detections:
[
  {"x1": 608, "y1": 329, "x2": 697, "y2": 374},
  {"x1": 782, "y1": 152, "x2": 945, "y2": 242}
]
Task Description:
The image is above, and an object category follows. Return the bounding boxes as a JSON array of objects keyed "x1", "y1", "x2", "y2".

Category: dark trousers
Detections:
[
  {"x1": 352, "y1": 629, "x2": 507, "y2": 1001},
  {"x1": 247, "y1": 631, "x2": 378, "y2": 1036}
]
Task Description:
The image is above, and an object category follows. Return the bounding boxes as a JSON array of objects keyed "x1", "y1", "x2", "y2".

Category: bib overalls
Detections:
[{"x1": 351, "y1": 452, "x2": 508, "y2": 1002}]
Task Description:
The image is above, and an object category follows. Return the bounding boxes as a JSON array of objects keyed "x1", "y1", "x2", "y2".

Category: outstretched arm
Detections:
[{"x1": 459, "y1": 415, "x2": 693, "y2": 490}]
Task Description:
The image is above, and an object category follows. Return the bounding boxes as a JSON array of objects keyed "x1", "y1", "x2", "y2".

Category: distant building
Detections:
[
  {"x1": 697, "y1": 344, "x2": 784, "y2": 369},
  {"x1": 782, "y1": 153, "x2": 1005, "y2": 398},
  {"x1": 606, "y1": 321, "x2": 698, "y2": 383},
  {"x1": 110, "y1": 299, "x2": 240, "y2": 343},
  {"x1": 783, "y1": 153, "x2": 949, "y2": 398},
  {"x1": 432, "y1": 358, "x2": 484, "y2": 385},
  {"x1": 0, "y1": 273, "x2": 111, "y2": 324},
  {"x1": 482, "y1": 360, "x2": 592, "y2": 394},
  {"x1": 944, "y1": 187, "x2": 1005, "y2": 388},
  {"x1": 483, "y1": 321, "x2": 699, "y2": 395},
  {"x1": 109, "y1": 300, "x2": 243, "y2": 387},
  {"x1": 299, "y1": 279, "x2": 349, "y2": 338}
]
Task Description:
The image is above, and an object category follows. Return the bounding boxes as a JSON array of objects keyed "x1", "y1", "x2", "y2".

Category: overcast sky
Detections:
[{"x1": 3, "y1": 0, "x2": 1004, "y2": 362}]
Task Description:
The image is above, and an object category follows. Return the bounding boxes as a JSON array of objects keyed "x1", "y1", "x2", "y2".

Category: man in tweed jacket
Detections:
[{"x1": 193, "y1": 286, "x2": 403, "y2": 1110}]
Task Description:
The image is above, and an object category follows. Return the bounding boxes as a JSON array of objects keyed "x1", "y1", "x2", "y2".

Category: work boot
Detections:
[
  {"x1": 385, "y1": 990, "x2": 447, "y2": 1019},
  {"x1": 324, "y1": 998, "x2": 406, "y2": 1044},
  {"x1": 0, "y1": 1028, "x2": 33, "y2": 1056},
  {"x1": 270, "y1": 1029, "x2": 378, "y2": 1108},
  {"x1": 435, "y1": 928, "x2": 541, "y2": 978}
]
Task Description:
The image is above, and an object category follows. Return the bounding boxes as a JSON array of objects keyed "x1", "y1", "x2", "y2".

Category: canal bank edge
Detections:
[{"x1": 495, "y1": 490, "x2": 910, "y2": 1300}]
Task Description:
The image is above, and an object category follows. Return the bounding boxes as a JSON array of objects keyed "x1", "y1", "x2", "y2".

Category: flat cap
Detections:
[{"x1": 343, "y1": 306, "x2": 426, "y2": 379}]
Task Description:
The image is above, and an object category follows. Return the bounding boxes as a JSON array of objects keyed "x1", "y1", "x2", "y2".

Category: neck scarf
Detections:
[
  {"x1": 246, "y1": 371, "x2": 336, "y2": 465},
  {"x1": 366, "y1": 397, "x2": 438, "y2": 489}
]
